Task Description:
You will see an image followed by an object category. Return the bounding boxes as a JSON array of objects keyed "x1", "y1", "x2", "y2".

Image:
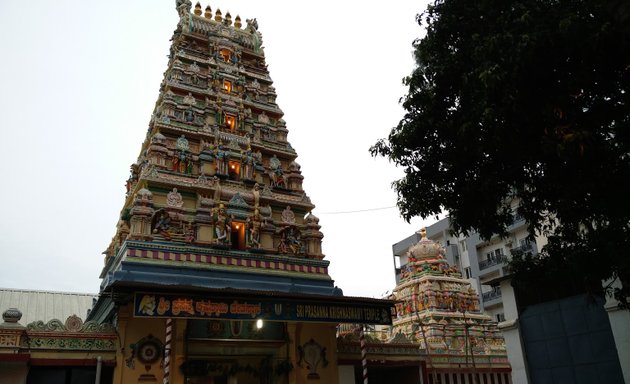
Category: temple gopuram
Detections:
[
  {"x1": 388, "y1": 229, "x2": 512, "y2": 383},
  {"x1": 84, "y1": 2, "x2": 397, "y2": 384}
]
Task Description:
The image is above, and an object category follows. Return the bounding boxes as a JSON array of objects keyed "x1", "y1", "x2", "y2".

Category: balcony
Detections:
[
  {"x1": 478, "y1": 254, "x2": 507, "y2": 270},
  {"x1": 510, "y1": 242, "x2": 536, "y2": 256},
  {"x1": 482, "y1": 287, "x2": 502, "y2": 303}
]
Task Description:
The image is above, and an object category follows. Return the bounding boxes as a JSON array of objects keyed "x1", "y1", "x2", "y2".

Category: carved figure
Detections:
[
  {"x1": 246, "y1": 21, "x2": 262, "y2": 53},
  {"x1": 186, "y1": 156, "x2": 193, "y2": 175},
  {"x1": 212, "y1": 205, "x2": 231, "y2": 244},
  {"x1": 153, "y1": 211, "x2": 172, "y2": 239},
  {"x1": 126, "y1": 174, "x2": 137, "y2": 193},
  {"x1": 252, "y1": 183, "x2": 260, "y2": 208},
  {"x1": 246, "y1": 209, "x2": 262, "y2": 248},
  {"x1": 268, "y1": 155, "x2": 286, "y2": 187},
  {"x1": 278, "y1": 226, "x2": 302, "y2": 255},
  {"x1": 215, "y1": 145, "x2": 228, "y2": 175},
  {"x1": 172, "y1": 153, "x2": 179, "y2": 171},
  {"x1": 213, "y1": 177, "x2": 222, "y2": 200},
  {"x1": 177, "y1": 152, "x2": 187, "y2": 173},
  {"x1": 175, "y1": 0, "x2": 192, "y2": 19},
  {"x1": 242, "y1": 150, "x2": 255, "y2": 179},
  {"x1": 281, "y1": 205, "x2": 296, "y2": 224},
  {"x1": 269, "y1": 168, "x2": 286, "y2": 188},
  {"x1": 166, "y1": 188, "x2": 184, "y2": 208},
  {"x1": 185, "y1": 107, "x2": 194, "y2": 122},
  {"x1": 184, "y1": 221, "x2": 195, "y2": 243},
  {"x1": 215, "y1": 103, "x2": 224, "y2": 126},
  {"x1": 246, "y1": 18, "x2": 258, "y2": 31}
]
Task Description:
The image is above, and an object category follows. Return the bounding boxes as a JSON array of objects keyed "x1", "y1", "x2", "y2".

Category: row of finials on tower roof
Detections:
[{"x1": 178, "y1": 0, "x2": 259, "y2": 31}]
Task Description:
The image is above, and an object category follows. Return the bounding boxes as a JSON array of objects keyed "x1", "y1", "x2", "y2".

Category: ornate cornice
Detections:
[{"x1": 27, "y1": 316, "x2": 114, "y2": 334}]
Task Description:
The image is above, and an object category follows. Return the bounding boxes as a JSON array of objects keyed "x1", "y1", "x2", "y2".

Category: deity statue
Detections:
[
  {"x1": 269, "y1": 166, "x2": 286, "y2": 188},
  {"x1": 215, "y1": 98, "x2": 224, "y2": 123},
  {"x1": 252, "y1": 183, "x2": 260, "y2": 208},
  {"x1": 213, "y1": 177, "x2": 222, "y2": 200},
  {"x1": 242, "y1": 149, "x2": 255, "y2": 180},
  {"x1": 153, "y1": 210, "x2": 172, "y2": 239},
  {"x1": 278, "y1": 226, "x2": 302, "y2": 255},
  {"x1": 215, "y1": 145, "x2": 228, "y2": 175},
  {"x1": 212, "y1": 204, "x2": 231, "y2": 244},
  {"x1": 184, "y1": 221, "x2": 195, "y2": 243},
  {"x1": 186, "y1": 156, "x2": 194, "y2": 175},
  {"x1": 246, "y1": 209, "x2": 262, "y2": 248},
  {"x1": 172, "y1": 153, "x2": 179, "y2": 171},
  {"x1": 179, "y1": 152, "x2": 187, "y2": 173},
  {"x1": 175, "y1": 0, "x2": 192, "y2": 18},
  {"x1": 185, "y1": 107, "x2": 194, "y2": 122}
]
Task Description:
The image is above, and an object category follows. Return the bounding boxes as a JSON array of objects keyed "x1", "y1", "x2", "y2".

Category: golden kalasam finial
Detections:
[
  {"x1": 417, "y1": 228, "x2": 427, "y2": 239},
  {"x1": 214, "y1": 8, "x2": 222, "y2": 22},
  {"x1": 225, "y1": 12, "x2": 232, "y2": 26},
  {"x1": 234, "y1": 15, "x2": 242, "y2": 28},
  {"x1": 204, "y1": 5, "x2": 212, "y2": 18},
  {"x1": 194, "y1": 2, "x2": 202, "y2": 16}
]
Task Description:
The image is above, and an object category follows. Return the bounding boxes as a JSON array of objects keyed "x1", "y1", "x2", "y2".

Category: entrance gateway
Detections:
[{"x1": 120, "y1": 290, "x2": 393, "y2": 384}]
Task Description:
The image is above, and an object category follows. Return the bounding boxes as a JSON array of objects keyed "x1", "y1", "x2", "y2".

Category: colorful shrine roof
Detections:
[{"x1": 388, "y1": 229, "x2": 511, "y2": 370}]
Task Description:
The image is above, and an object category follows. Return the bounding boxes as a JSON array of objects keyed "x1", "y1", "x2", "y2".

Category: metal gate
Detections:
[{"x1": 520, "y1": 294, "x2": 624, "y2": 383}]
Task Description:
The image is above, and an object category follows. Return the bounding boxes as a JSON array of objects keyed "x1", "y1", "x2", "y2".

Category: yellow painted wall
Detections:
[
  {"x1": 292, "y1": 323, "x2": 339, "y2": 384},
  {"x1": 113, "y1": 304, "x2": 167, "y2": 384}
]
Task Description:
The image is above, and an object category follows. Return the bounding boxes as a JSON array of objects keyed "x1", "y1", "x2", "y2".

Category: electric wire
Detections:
[{"x1": 315, "y1": 205, "x2": 397, "y2": 215}]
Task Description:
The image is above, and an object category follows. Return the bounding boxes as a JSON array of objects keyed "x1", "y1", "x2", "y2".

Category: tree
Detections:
[{"x1": 371, "y1": 0, "x2": 630, "y2": 304}]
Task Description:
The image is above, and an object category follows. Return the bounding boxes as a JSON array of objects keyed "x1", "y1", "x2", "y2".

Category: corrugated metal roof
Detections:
[{"x1": 0, "y1": 288, "x2": 97, "y2": 326}]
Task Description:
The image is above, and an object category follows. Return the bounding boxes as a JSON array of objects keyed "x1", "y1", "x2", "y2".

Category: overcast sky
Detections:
[{"x1": 0, "y1": 1, "x2": 435, "y2": 300}]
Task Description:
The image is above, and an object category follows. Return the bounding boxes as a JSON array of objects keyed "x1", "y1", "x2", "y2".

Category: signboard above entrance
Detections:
[{"x1": 134, "y1": 293, "x2": 393, "y2": 325}]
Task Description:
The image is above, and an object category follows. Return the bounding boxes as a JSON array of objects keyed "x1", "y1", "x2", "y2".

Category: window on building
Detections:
[
  {"x1": 460, "y1": 239, "x2": 467, "y2": 252},
  {"x1": 225, "y1": 114, "x2": 236, "y2": 130},
  {"x1": 223, "y1": 80, "x2": 232, "y2": 93},
  {"x1": 464, "y1": 267, "x2": 472, "y2": 279},
  {"x1": 230, "y1": 221, "x2": 245, "y2": 250},
  {"x1": 228, "y1": 160, "x2": 240, "y2": 181},
  {"x1": 496, "y1": 313, "x2": 506, "y2": 322}
]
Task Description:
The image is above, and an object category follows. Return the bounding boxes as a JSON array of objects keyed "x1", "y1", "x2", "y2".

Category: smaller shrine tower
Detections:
[{"x1": 390, "y1": 229, "x2": 512, "y2": 383}]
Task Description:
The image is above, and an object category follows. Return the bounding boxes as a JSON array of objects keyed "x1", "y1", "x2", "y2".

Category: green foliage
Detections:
[{"x1": 372, "y1": 0, "x2": 630, "y2": 300}]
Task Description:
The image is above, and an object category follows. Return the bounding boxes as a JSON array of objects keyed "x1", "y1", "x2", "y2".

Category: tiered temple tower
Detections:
[
  {"x1": 102, "y1": 2, "x2": 326, "y2": 289},
  {"x1": 88, "y1": 3, "x2": 392, "y2": 384},
  {"x1": 389, "y1": 229, "x2": 512, "y2": 383}
]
